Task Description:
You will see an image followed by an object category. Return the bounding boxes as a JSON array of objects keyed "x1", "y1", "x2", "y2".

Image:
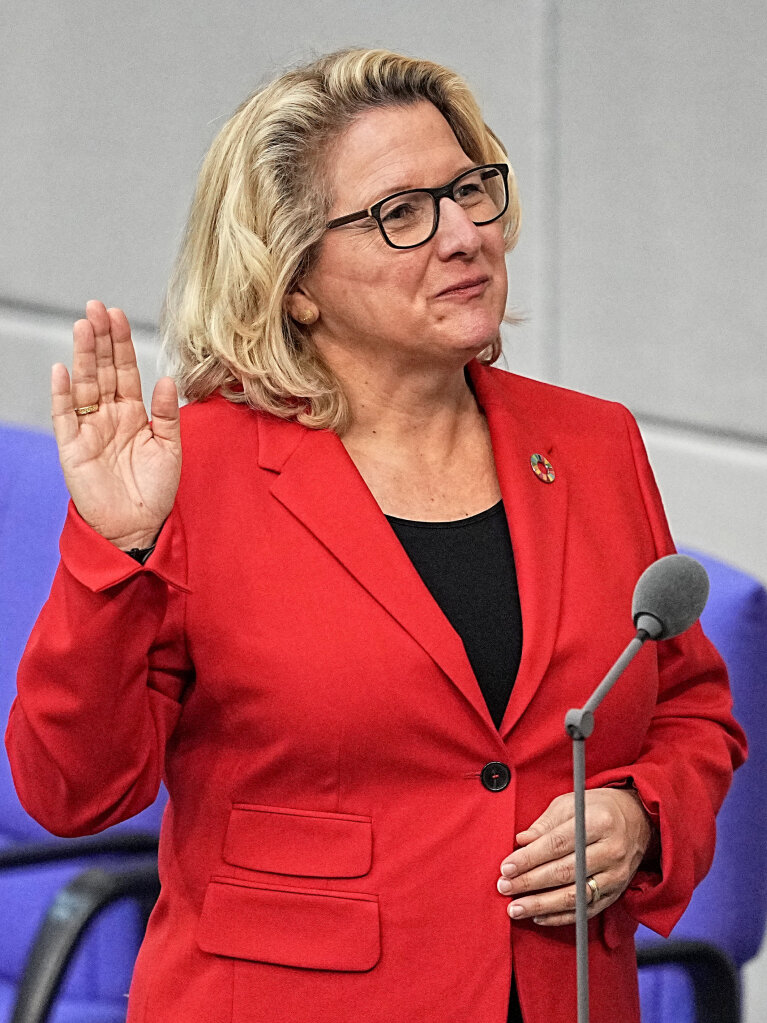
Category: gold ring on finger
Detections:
[
  {"x1": 74, "y1": 403, "x2": 99, "y2": 416},
  {"x1": 586, "y1": 876, "x2": 601, "y2": 903}
]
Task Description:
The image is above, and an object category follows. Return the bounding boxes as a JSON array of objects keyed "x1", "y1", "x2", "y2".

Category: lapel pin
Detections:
[{"x1": 530, "y1": 453, "x2": 555, "y2": 483}]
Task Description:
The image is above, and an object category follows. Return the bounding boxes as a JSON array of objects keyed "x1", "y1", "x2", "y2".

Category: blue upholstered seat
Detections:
[
  {"x1": 0, "y1": 422, "x2": 167, "y2": 1023},
  {"x1": 637, "y1": 548, "x2": 767, "y2": 1021}
]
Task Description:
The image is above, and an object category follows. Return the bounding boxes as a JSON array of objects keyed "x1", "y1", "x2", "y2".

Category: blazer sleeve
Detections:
[
  {"x1": 587, "y1": 405, "x2": 747, "y2": 936},
  {"x1": 5, "y1": 500, "x2": 193, "y2": 837}
]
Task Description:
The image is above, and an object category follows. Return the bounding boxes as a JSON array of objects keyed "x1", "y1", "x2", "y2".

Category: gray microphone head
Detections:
[{"x1": 632, "y1": 554, "x2": 710, "y2": 640}]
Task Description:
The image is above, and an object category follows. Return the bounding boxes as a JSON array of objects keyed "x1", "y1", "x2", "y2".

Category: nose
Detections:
[{"x1": 434, "y1": 195, "x2": 483, "y2": 256}]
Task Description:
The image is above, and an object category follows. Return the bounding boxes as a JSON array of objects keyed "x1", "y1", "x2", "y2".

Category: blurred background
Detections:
[{"x1": 1, "y1": 0, "x2": 765, "y2": 1017}]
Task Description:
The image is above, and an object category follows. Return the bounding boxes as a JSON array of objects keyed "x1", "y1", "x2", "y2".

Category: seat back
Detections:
[
  {"x1": 637, "y1": 547, "x2": 767, "y2": 1020},
  {"x1": 0, "y1": 422, "x2": 167, "y2": 1021}
]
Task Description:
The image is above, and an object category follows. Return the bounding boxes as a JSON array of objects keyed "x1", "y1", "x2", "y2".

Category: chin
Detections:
[
  {"x1": 434, "y1": 334, "x2": 499, "y2": 364},
  {"x1": 447, "y1": 314, "x2": 502, "y2": 353}
]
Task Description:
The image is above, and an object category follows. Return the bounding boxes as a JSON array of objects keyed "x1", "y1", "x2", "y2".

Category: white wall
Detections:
[{"x1": 2, "y1": 1, "x2": 765, "y2": 1016}]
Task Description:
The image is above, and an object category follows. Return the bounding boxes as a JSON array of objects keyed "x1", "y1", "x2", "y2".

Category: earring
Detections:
[{"x1": 300, "y1": 309, "x2": 316, "y2": 324}]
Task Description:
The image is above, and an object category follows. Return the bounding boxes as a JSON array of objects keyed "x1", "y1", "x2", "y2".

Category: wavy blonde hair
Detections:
[{"x1": 160, "y1": 47, "x2": 521, "y2": 432}]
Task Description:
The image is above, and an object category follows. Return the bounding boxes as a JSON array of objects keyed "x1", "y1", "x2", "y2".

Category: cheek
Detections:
[
  {"x1": 486, "y1": 224, "x2": 508, "y2": 264},
  {"x1": 351, "y1": 256, "x2": 427, "y2": 312},
  {"x1": 489, "y1": 240, "x2": 509, "y2": 299},
  {"x1": 326, "y1": 239, "x2": 417, "y2": 297}
]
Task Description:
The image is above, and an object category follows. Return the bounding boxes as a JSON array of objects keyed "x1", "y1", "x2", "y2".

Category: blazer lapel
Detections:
[
  {"x1": 258, "y1": 412, "x2": 491, "y2": 729},
  {"x1": 256, "y1": 357, "x2": 568, "y2": 741},
  {"x1": 467, "y1": 361, "x2": 568, "y2": 739}
]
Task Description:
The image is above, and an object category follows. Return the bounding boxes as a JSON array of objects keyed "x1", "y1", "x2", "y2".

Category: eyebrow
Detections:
[{"x1": 364, "y1": 162, "x2": 478, "y2": 208}]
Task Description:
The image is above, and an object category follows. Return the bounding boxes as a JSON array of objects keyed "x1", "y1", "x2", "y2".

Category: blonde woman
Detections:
[{"x1": 7, "y1": 48, "x2": 745, "y2": 1023}]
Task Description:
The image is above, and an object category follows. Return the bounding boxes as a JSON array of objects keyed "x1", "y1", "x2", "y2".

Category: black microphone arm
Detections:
[{"x1": 565, "y1": 553, "x2": 710, "y2": 1023}]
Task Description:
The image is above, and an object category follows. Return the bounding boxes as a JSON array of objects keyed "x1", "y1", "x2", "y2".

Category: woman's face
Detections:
[{"x1": 291, "y1": 101, "x2": 509, "y2": 369}]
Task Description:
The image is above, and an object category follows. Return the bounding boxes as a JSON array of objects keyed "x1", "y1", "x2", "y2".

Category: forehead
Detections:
[{"x1": 329, "y1": 101, "x2": 473, "y2": 209}]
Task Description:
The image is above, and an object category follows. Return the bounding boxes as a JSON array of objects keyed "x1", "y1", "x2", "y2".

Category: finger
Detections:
[
  {"x1": 499, "y1": 849, "x2": 578, "y2": 895},
  {"x1": 528, "y1": 880, "x2": 619, "y2": 926},
  {"x1": 527, "y1": 900, "x2": 610, "y2": 927},
  {"x1": 70, "y1": 317, "x2": 100, "y2": 412},
  {"x1": 501, "y1": 820, "x2": 576, "y2": 878},
  {"x1": 85, "y1": 299, "x2": 117, "y2": 403},
  {"x1": 507, "y1": 881, "x2": 579, "y2": 921},
  {"x1": 51, "y1": 363, "x2": 78, "y2": 446},
  {"x1": 107, "y1": 307, "x2": 143, "y2": 402},
  {"x1": 515, "y1": 793, "x2": 575, "y2": 846},
  {"x1": 149, "y1": 377, "x2": 181, "y2": 445},
  {"x1": 506, "y1": 872, "x2": 616, "y2": 923},
  {"x1": 498, "y1": 840, "x2": 613, "y2": 896}
]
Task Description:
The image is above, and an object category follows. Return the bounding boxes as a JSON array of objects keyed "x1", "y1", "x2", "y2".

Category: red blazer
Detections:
[{"x1": 6, "y1": 359, "x2": 746, "y2": 1023}]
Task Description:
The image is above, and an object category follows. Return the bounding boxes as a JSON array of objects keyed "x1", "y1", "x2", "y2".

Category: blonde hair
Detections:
[{"x1": 160, "y1": 47, "x2": 522, "y2": 432}]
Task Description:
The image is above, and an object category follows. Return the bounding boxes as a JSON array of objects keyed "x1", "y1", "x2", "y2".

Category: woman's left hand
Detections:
[{"x1": 496, "y1": 788, "x2": 654, "y2": 926}]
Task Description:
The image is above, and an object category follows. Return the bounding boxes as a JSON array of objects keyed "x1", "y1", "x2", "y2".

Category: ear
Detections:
[{"x1": 285, "y1": 286, "x2": 319, "y2": 325}]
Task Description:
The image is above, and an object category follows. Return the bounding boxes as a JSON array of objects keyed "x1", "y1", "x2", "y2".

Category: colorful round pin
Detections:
[{"x1": 530, "y1": 453, "x2": 555, "y2": 483}]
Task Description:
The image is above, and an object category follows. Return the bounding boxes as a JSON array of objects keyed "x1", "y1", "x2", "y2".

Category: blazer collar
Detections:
[{"x1": 256, "y1": 359, "x2": 567, "y2": 742}]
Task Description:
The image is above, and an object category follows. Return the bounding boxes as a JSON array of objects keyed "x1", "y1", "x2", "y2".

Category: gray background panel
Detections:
[{"x1": 557, "y1": 2, "x2": 766, "y2": 437}]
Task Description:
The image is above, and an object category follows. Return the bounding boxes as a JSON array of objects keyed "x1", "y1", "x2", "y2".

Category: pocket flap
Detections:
[
  {"x1": 197, "y1": 877, "x2": 381, "y2": 972},
  {"x1": 224, "y1": 804, "x2": 372, "y2": 877}
]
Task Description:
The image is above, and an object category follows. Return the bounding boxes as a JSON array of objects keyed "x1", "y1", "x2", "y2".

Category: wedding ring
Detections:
[
  {"x1": 586, "y1": 876, "x2": 601, "y2": 903},
  {"x1": 74, "y1": 404, "x2": 99, "y2": 416}
]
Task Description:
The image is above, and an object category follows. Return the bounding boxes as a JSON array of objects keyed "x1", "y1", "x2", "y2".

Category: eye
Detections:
[
  {"x1": 455, "y1": 182, "x2": 483, "y2": 199},
  {"x1": 382, "y1": 202, "x2": 418, "y2": 223}
]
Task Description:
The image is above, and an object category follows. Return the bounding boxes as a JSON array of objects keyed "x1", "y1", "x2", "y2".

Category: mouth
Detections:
[{"x1": 436, "y1": 276, "x2": 490, "y2": 299}]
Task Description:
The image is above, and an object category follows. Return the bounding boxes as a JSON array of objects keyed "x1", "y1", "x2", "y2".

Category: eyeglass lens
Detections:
[{"x1": 378, "y1": 166, "x2": 506, "y2": 247}]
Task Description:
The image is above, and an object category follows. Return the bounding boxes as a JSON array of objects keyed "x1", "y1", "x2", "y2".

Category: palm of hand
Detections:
[
  {"x1": 59, "y1": 398, "x2": 181, "y2": 546},
  {"x1": 52, "y1": 301, "x2": 182, "y2": 550}
]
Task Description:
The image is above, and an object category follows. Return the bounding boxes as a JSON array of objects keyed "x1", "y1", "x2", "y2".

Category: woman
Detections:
[{"x1": 5, "y1": 48, "x2": 746, "y2": 1023}]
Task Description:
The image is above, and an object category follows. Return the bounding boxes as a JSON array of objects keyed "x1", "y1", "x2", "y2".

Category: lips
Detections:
[{"x1": 437, "y1": 276, "x2": 489, "y2": 296}]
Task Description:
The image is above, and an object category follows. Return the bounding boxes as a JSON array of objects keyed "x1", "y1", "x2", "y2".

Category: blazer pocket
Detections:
[
  {"x1": 223, "y1": 803, "x2": 372, "y2": 878},
  {"x1": 197, "y1": 876, "x2": 381, "y2": 971}
]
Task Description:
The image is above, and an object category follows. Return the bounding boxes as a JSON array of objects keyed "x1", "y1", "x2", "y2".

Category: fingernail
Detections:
[
  {"x1": 497, "y1": 878, "x2": 512, "y2": 893},
  {"x1": 501, "y1": 863, "x2": 517, "y2": 878},
  {"x1": 509, "y1": 904, "x2": 524, "y2": 918}
]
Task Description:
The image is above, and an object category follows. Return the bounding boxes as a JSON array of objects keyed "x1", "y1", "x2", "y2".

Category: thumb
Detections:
[
  {"x1": 516, "y1": 793, "x2": 575, "y2": 845},
  {"x1": 150, "y1": 377, "x2": 181, "y2": 444}
]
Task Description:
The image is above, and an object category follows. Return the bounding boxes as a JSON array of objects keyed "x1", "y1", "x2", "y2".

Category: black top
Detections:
[{"x1": 385, "y1": 498, "x2": 523, "y2": 729}]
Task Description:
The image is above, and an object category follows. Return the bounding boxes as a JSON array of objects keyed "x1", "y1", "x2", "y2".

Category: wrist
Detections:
[
  {"x1": 112, "y1": 530, "x2": 161, "y2": 554},
  {"x1": 106, "y1": 527, "x2": 163, "y2": 552},
  {"x1": 640, "y1": 819, "x2": 661, "y2": 870},
  {"x1": 621, "y1": 786, "x2": 660, "y2": 870}
]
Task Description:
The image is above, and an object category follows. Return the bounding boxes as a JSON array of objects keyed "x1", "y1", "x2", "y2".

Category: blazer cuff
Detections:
[{"x1": 59, "y1": 500, "x2": 190, "y2": 593}]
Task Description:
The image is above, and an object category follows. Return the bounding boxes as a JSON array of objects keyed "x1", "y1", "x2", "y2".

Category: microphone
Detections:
[
  {"x1": 632, "y1": 553, "x2": 710, "y2": 640},
  {"x1": 567, "y1": 552, "x2": 710, "y2": 1023}
]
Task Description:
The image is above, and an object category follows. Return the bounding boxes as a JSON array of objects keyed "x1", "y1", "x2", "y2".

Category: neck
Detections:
[{"x1": 330, "y1": 351, "x2": 484, "y2": 467}]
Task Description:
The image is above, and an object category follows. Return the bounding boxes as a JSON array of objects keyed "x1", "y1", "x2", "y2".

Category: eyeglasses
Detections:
[{"x1": 325, "y1": 163, "x2": 510, "y2": 250}]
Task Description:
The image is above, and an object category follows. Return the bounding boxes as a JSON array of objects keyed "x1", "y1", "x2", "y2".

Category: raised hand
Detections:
[{"x1": 51, "y1": 300, "x2": 182, "y2": 551}]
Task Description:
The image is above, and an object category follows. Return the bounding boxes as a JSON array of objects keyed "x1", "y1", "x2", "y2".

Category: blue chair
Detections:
[
  {"x1": 636, "y1": 548, "x2": 767, "y2": 1022},
  {"x1": 0, "y1": 422, "x2": 166, "y2": 1023}
]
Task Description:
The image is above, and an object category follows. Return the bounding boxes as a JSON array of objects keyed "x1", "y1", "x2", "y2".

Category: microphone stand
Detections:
[{"x1": 564, "y1": 625, "x2": 655, "y2": 1023}]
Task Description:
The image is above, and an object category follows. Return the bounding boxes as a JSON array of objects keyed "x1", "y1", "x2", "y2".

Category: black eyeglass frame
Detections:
[{"x1": 325, "y1": 163, "x2": 510, "y2": 250}]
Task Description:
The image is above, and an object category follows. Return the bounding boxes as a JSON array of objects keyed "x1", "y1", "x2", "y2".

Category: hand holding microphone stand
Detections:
[{"x1": 565, "y1": 554, "x2": 711, "y2": 1023}]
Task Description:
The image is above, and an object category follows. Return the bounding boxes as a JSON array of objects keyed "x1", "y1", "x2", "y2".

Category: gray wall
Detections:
[{"x1": 2, "y1": 1, "x2": 765, "y2": 1015}]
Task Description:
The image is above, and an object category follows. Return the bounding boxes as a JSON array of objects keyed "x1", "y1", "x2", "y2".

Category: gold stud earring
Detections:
[{"x1": 300, "y1": 310, "x2": 316, "y2": 324}]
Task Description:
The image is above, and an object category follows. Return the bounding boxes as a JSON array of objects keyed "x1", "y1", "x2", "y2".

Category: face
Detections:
[{"x1": 289, "y1": 101, "x2": 509, "y2": 370}]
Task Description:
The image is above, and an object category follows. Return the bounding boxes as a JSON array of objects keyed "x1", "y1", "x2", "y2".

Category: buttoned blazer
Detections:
[{"x1": 6, "y1": 359, "x2": 746, "y2": 1023}]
